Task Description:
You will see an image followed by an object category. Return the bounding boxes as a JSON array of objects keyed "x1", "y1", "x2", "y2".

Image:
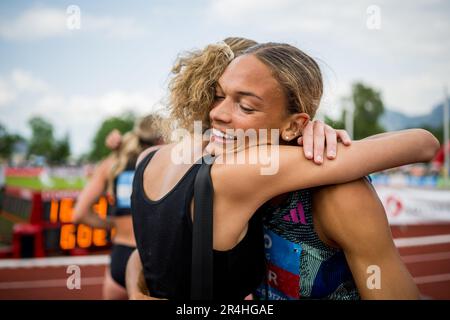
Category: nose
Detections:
[{"x1": 209, "y1": 97, "x2": 232, "y2": 125}]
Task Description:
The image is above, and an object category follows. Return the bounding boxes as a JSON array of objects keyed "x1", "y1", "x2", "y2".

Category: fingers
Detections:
[
  {"x1": 324, "y1": 125, "x2": 337, "y2": 159},
  {"x1": 300, "y1": 121, "x2": 351, "y2": 163},
  {"x1": 337, "y1": 129, "x2": 352, "y2": 146},
  {"x1": 301, "y1": 121, "x2": 314, "y2": 159},
  {"x1": 313, "y1": 120, "x2": 325, "y2": 164}
]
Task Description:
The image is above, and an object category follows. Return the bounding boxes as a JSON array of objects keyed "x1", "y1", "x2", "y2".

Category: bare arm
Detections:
[
  {"x1": 125, "y1": 249, "x2": 166, "y2": 300},
  {"x1": 214, "y1": 129, "x2": 440, "y2": 215},
  {"x1": 274, "y1": 129, "x2": 439, "y2": 194},
  {"x1": 362, "y1": 130, "x2": 414, "y2": 140},
  {"x1": 125, "y1": 249, "x2": 151, "y2": 299},
  {"x1": 313, "y1": 179, "x2": 419, "y2": 299},
  {"x1": 72, "y1": 157, "x2": 115, "y2": 229}
]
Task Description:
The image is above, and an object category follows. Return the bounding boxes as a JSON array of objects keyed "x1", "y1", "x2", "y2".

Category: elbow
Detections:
[
  {"x1": 72, "y1": 215, "x2": 82, "y2": 225},
  {"x1": 72, "y1": 211, "x2": 84, "y2": 225},
  {"x1": 418, "y1": 129, "x2": 440, "y2": 162}
]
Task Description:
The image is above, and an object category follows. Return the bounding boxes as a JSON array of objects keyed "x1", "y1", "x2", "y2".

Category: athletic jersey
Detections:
[
  {"x1": 131, "y1": 151, "x2": 265, "y2": 300},
  {"x1": 255, "y1": 189, "x2": 360, "y2": 300},
  {"x1": 112, "y1": 160, "x2": 135, "y2": 216}
]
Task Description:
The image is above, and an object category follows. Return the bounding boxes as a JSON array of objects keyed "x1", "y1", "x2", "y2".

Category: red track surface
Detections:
[
  {"x1": 391, "y1": 224, "x2": 450, "y2": 299},
  {"x1": 0, "y1": 264, "x2": 104, "y2": 299},
  {"x1": 1, "y1": 224, "x2": 449, "y2": 300}
]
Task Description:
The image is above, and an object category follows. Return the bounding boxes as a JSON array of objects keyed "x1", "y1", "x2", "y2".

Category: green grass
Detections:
[{"x1": 5, "y1": 176, "x2": 86, "y2": 190}]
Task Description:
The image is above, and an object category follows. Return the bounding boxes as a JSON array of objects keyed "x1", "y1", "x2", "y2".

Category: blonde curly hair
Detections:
[{"x1": 167, "y1": 37, "x2": 257, "y2": 133}]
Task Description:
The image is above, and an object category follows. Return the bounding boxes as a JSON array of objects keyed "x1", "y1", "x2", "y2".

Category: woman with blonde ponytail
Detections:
[{"x1": 73, "y1": 114, "x2": 164, "y2": 299}]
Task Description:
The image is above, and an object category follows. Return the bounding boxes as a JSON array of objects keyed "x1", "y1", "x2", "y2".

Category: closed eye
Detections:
[{"x1": 240, "y1": 104, "x2": 254, "y2": 113}]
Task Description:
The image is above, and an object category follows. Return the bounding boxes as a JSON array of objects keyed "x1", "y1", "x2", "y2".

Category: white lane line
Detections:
[
  {"x1": 0, "y1": 235, "x2": 448, "y2": 268},
  {"x1": 401, "y1": 251, "x2": 450, "y2": 263},
  {"x1": 394, "y1": 234, "x2": 450, "y2": 248},
  {"x1": 414, "y1": 273, "x2": 450, "y2": 285},
  {"x1": 0, "y1": 255, "x2": 109, "y2": 269},
  {"x1": 0, "y1": 277, "x2": 104, "y2": 289}
]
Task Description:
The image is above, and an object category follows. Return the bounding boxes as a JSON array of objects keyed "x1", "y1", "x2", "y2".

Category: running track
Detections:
[{"x1": 0, "y1": 224, "x2": 449, "y2": 300}]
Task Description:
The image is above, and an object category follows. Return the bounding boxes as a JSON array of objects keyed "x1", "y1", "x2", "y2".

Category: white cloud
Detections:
[
  {"x1": 205, "y1": 0, "x2": 450, "y2": 115},
  {"x1": 0, "y1": 79, "x2": 16, "y2": 106},
  {"x1": 209, "y1": 0, "x2": 291, "y2": 16},
  {"x1": 0, "y1": 7, "x2": 67, "y2": 40},
  {"x1": 0, "y1": 69, "x2": 50, "y2": 108},
  {"x1": 0, "y1": 6, "x2": 147, "y2": 41},
  {"x1": 84, "y1": 15, "x2": 146, "y2": 39},
  {"x1": 207, "y1": 0, "x2": 450, "y2": 58},
  {"x1": 0, "y1": 70, "x2": 163, "y2": 156},
  {"x1": 382, "y1": 74, "x2": 448, "y2": 116},
  {"x1": 11, "y1": 70, "x2": 50, "y2": 93},
  {"x1": 35, "y1": 90, "x2": 163, "y2": 155},
  {"x1": 207, "y1": 0, "x2": 362, "y2": 34}
]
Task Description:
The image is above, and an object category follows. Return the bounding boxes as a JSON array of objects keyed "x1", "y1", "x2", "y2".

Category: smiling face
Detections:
[{"x1": 207, "y1": 54, "x2": 309, "y2": 156}]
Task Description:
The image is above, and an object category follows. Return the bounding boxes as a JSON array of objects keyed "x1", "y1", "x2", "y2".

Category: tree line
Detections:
[{"x1": 0, "y1": 112, "x2": 135, "y2": 165}]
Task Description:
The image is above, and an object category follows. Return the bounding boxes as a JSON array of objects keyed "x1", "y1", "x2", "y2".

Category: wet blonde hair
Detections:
[
  {"x1": 168, "y1": 37, "x2": 257, "y2": 133},
  {"x1": 243, "y1": 43, "x2": 323, "y2": 118},
  {"x1": 107, "y1": 114, "x2": 164, "y2": 195}
]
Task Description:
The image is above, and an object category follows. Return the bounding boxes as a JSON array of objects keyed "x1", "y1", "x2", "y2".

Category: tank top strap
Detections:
[
  {"x1": 135, "y1": 149, "x2": 158, "y2": 175},
  {"x1": 133, "y1": 150, "x2": 158, "y2": 194},
  {"x1": 132, "y1": 150, "x2": 214, "y2": 205}
]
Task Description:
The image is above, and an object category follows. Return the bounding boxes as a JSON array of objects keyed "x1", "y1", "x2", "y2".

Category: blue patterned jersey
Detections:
[{"x1": 255, "y1": 189, "x2": 360, "y2": 300}]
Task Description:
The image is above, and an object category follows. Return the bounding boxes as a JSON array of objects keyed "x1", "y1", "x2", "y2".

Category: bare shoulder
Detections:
[
  {"x1": 313, "y1": 178, "x2": 376, "y2": 207},
  {"x1": 210, "y1": 154, "x2": 269, "y2": 202},
  {"x1": 210, "y1": 145, "x2": 306, "y2": 204},
  {"x1": 136, "y1": 144, "x2": 165, "y2": 168},
  {"x1": 312, "y1": 178, "x2": 390, "y2": 249}
]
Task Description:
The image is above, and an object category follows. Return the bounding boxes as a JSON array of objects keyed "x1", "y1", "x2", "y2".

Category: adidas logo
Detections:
[{"x1": 282, "y1": 202, "x2": 306, "y2": 224}]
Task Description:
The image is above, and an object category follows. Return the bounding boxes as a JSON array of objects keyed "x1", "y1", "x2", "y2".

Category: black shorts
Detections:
[{"x1": 110, "y1": 244, "x2": 135, "y2": 288}]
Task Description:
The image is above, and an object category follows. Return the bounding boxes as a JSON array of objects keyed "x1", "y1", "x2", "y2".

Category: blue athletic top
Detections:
[
  {"x1": 111, "y1": 160, "x2": 135, "y2": 216},
  {"x1": 255, "y1": 189, "x2": 360, "y2": 300}
]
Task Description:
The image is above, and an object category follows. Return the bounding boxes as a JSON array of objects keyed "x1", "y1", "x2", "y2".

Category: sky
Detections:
[{"x1": 0, "y1": 0, "x2": 449, "y2": 156}]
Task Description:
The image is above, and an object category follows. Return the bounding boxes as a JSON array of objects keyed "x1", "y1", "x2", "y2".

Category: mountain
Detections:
[{"x1": 380, "y1": 100, "x2": 449, "y2": 131}]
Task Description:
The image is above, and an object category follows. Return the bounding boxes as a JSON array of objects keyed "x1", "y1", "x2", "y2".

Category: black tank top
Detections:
[
  {"x1": 131, "y1": 150, "x2": 265, "y2": 300},
  {"x1": 112, "y1": 160, "x2": 136, "y2": 216}
]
